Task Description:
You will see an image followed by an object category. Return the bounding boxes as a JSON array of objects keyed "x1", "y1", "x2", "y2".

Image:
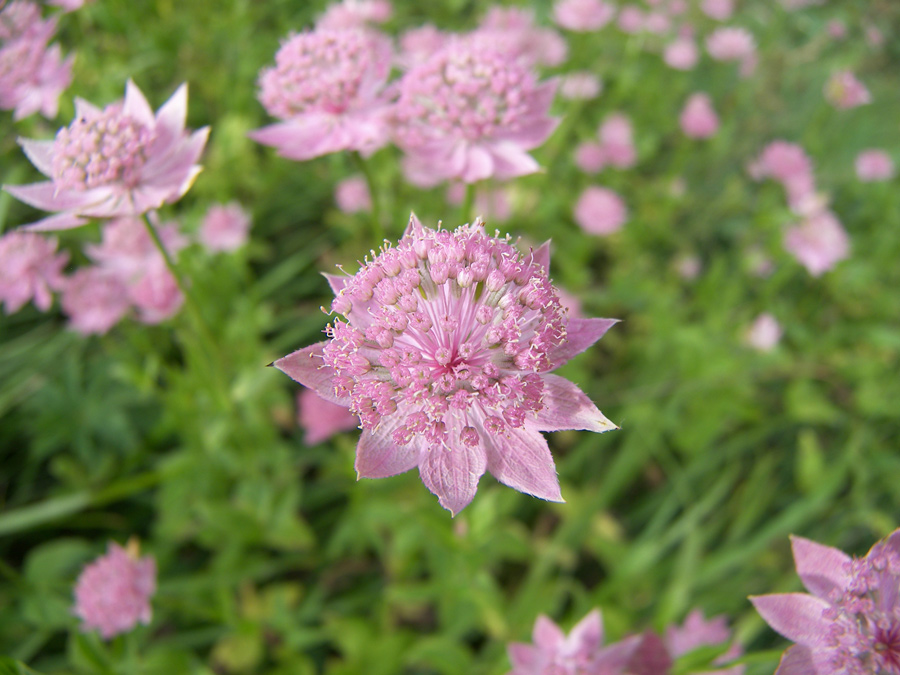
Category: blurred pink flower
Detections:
[
  {"x1": 129, "y1": 262, "x2": 183, "y2": 324},
  {"x1": 706, "y1": 27, "x2": 755, "y2": 63},
  {"x1": 555, "y1": 287, "x2": 583, "y2": 318},
  {"x1": 47, "y1": 0, "x2": 92, "y2": 10},
  {"x1": 446, "y1": 184, "x2": 514, "y2": 223},
  {"x1": 250, "y1": 29, "x2": 393, "y2": 161},
  {"x1": 864, "y1": 24, "x2": 884, "y2": 48},
  {"x1": 664, "y1": 38, "x2": 699, "y2": 70},
  {"x1": 6, "y1": 81, "x2": 208, "y2": 232},
  {"x1": 394, "y1": 42, "x2": 558, "y2": 187},
  {"x1": 751, "y1": 140, "x2": 816, "y2": 208},
  {"x1": 559, "y1": 72, "x2": 602, "y2": 100},
  {"x1": 73, "y1": 541, "x2": 156, "y2": 640},
  {"x1": 574, "y1": 141, "x2": 606, "y2": 174},
  {"x1": 472, "y1": 7, "x2": 568, "y2": 68},
  {"x1": 297, "y1": 387, "x2": 359, "y2": 445},
  {"x1": 701, "y1": 0, "x2": 734, "y2": 21},
  {"x1": 855, "y1": 149, "x2": 895, "y2": 182},
  {"x1": 644, "y1": 12, "x2": 670, "y2": 35},
  {"x1": 574, "y1": 186, "x2": 628, "y2": 235},
  {"x1": 598, "y1": 113, "x2": 637, "y2": 169},
  {"x1": 784, "y1": 209, "x2": 849, "y2": 277},
  {"x1": 0, "y1": 231, "x2": 68, "y2": 313},
  {"x1": 335, "y1": 176, "x2": 372, "y2": 213},
  {"x1": 826, "y1": 20, "x2": 846, "y2": 39},
  {"x1": 668, "y1": 0, "x2": 688, "y2": 15},
  {"x1": 60, "y1": 268, "x2": 130, "y2": 335},
  {"x1": 617, "y1": 5, "x2": 645, "y2": 33},
  {"x1": 274, "y1": 215, "x2": 618, "y2": 514},
  {"x1": 680, "y1": 93, "x2": 719, "y2": 139},
  {"x1": 676, "y1": 254, "x2": 701, "y2": 280},
  {"x1": 824, "y1": 71, "x2": 870, "y2": 110},
  {"x1": 199, "y1": 202, "x2": 252, "y2": 252},
  {"x1": 396, "y1": 25, "x2": 447, "y2": 69},
  {"x1": 317, "y1": 0, "x2": 391, "y2": 30},
  {"x1": 745, "y1": 313, "x2": 782, "y2": 352},
  {"x1": 752, "y1": 529, "x2": 900, "y2": 675},
  {"x1": 553, "y1": 0, "x2": 615, "y2": 32},
  {"x1": 665, "y1": 609, "x2": 744, "y2": 675}
]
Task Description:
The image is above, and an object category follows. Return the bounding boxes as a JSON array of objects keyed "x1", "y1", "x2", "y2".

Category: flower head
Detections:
[
  {"x1": 750, "y1": 140, "x2": 816, "y2": 209},
  {"x1": 335, "y1": 176, "x2": 372, "y2": 214},
  {"x1": 597, "y1": 114, "x2": 636, "y2": 169},
  {"x1": 5, "y1": 81, "x2": 208, "y2": 232},
  {"x1": 783, "y1": 209, "x2": 849, "y2": 277},
  {"x1": 574, "y1": 186, "x2": 628, "y2": 236},
  {"x1": 73, "y1": 540, "x2": 156, "y2": 640},
  {"x1": 553, "y1": 0, "x2": 615, "y2": 32},
  {"x1": 745, "y1": 313, "x2": 782, "y2": 352},
  {"x1": 706, "y1": 27, "x2": 755, "y2": 62},
  {"x1": 825, "y1": 71, "x2": 871, "y2": 110},
  {"x1": 701, "y1": 0, "x2": 734, "y2": 21},
  {"x1": 752, "y1": 529, "x2": 900, "y2": 675},
  {"x1": 0, "y1": 231, "x2": 68, "y2": 313},
  {"x1": 680, "y1": 93, "x2": 719, "y2": 139},
  {"x1": 274, "y1": 215, "x2": 617, "y2": 514},
  {"x1": 559, "y1": 72, "x2": 602, "y2": 100},
  {"x1": 60, "y1": 267, "x2": 130, "y2": 335},
  {"x1": 199, "y1": 202, "x2": 251, "y2": 252},
  {"x1": 471, "y1": 7, "x2": 568, "y2": 68},
  {"x1": 317, "y1": 0, "x2": 392, "y2": 30},
  {"x1": 664, "y1": 38, "x2": 699, "y2": 70},
  {"x1": 394, "y1": 42, "x2": 558, "y2": 187},
  {"x1": 855, "y1": 150, "x2": 895, "y2": 182},
  {"x1": 250, "y1": 28, "x2": 393, "y2": 161}
]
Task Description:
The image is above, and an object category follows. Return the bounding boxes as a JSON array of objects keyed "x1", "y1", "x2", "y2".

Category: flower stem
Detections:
[
  {"x1": 351, "y1": 152, "x2": 385, "y2": 243},
  {"x1": 461, "y1": 183, "x2": 476, "y2": 224}
]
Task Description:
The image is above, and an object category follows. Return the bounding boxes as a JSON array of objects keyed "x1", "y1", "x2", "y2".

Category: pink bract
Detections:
[
  {"x1": 274, "y1": 215, "x2": 618, "y2": 515},
  {"x1": 73, "y1": 541, "x2": 156, "y2": 640},
  {"x1": 394, "y1": 42, "x2": 558, "y2": 187},
  {"x1": 297, "y1": 387, "x2": 360, "y2": 445},
  {"x1": 752, "y1": 529, "x2": 900, "y2": 675},
  {"x1": 824, "y1": 71, "x2": 871, "y2": 110},
  {"x1": 0, "y1": 231, "x2": 68, "y2": 313},
  {"x1": 574, "y1": 186, "x2": 628, "y2": 235},
  {"x1": 855, "y1": 150, "x2": 895, "y2": 182},
  {"x1": 665, "y1": 609, "x2": 745, "y2": 675},
  {"x1": 5, "y1": 81, "x2": 208, "y2": 232},
  {"x1": 250, "y1": 28, "x2": 393, "y2": 161},
  {"x1": 680, "y1": 93, "x2": 719, "y2": 139},
  {"x1": 783, "y1": 209, "x2": 849, "y2": 277},
  {"x1": 553, "y1": 0, "x2": 615, "y2": 32},
  {"x1": 199, "y1": 202, "x2": 252, "y2": 252}
]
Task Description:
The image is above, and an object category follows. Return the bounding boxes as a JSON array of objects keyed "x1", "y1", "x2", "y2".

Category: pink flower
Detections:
[
  {"x1": 644, "y1": 12, "x2": 670, "y2": 35},
  {"x1": 397, "y1": 25, "x2": 448, "y2": 69},
  {"x1": 47, "y1": 0, "x2": 93, "y2": 10},
  {"x1": 274, "y1": 215, "x2": 618, "y2": 515},
  {"x1": 559, "y1": 72, "x2": 602, "y2": 100},
  {"x1": 752, "y1": 529, "x2": 900, "y2": 675},
  {"x1": 574, "y1": 186, "x2": 628, "y2": 235},
  {"x1": 864, "y1": 24, "x2": 884, "y2": 48},
  {"x1": 574, "y1": 141, "x2": 606, "y2": 174},
  {"x1": 680, "y1": 93, "x2": 719, "y2": 139},
  {"x1": 701, "y1": 0, "x2": 734, "y2": 21},
  {"x1": 335, "y1": 176, "x2": 372, "y2": 214},
  {"x1": 317, "y1": 0, "x2": 391, "y2": 30},
  {"x1": 664, "y1": 38, "x2": 699, "y2": 70},
  {"x1": 394, "y1": 43, "x2": 558, "y2": 187},
  {"x1": 665, "y1": 609, "x2": 745, "y2": 675},
  {"x1": 553, "y1": 0, "x2": 615, "y2": 32},
  {"x1": 824, "y1": 71, "x2": 870, "y2": 110},
  {"x1": 297, "y1": 387, "x2": 359, "y2": 445},
  {"x1": 676, "y1": 254, "x2": 701, "y2": 280},
  {"x1": 0, "y1": 231, "x2": 68, "y2": 313},
  {"x1": 783, "y1": 209, "x2": 849, "y2": 277},
  {"x1": 555, "y1": 287, "x2": 582, "y2": 318},
  {"x1": 472, "y1": 7, "x2": 568, "y2": 68},
  {"x1": 706, "y1": 27, "x2": 755, "y2": 62},
  {"x1": 250, "y1": 28, "x2": 393, "y2": 161},
  {"x1": 597, "y1": 114, "x2": 636, "y2": 169},
  {"x1": 617, "y1": 5, "x2": 645, "y2": 33},
  {"x1": 826, "y1": 20, "x2": 846, "y2": 39},
  {"x1": 751, "y1": 140, "x2": 816, "y2": 209},
  {"x1": 855, "y1": 149, "x2": 895, "y2": 182},
  {"x1": 5, "y1": 81, "x2": 208, "y2": 232},
  {"x1": 745, "y1": 313, "x2": 782, "y2": 352},
  {"x1": 199, "y1": 202, "x2": 252, "y2": 252},
  {"x1": 73, "y1": 541, "x2": 156, "y2": 640},
  {"x1": 60, "y1": 268, "x2": 130, "y2": 335}
]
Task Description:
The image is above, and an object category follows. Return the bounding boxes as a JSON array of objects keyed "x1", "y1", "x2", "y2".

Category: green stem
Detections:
[
  {"x1": 461, "y1": 183, "x2": 476, "y2": 224},
  {"x1": 351, "y1": 152, "x2": 384, "y2": 242}
]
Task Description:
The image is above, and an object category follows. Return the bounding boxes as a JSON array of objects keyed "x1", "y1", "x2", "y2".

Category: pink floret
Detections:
[
  {"x1": 745, "y1": 313, "x2": 782, "y2": 352},
  {"x1": 597, "y1": 114, "x2": 636, "y2": 169},
  {"x1": 706, "y1": 27, "x2": 755, "y2": 62},
  {"x1": 0, "y1": 231, "x2": 68, "y2": 313}
]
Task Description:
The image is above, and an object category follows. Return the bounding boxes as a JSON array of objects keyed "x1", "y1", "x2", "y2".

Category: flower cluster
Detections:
[
  {"x1": 275, "y1": 215, "x2": 617, "y2": 515},
  {"x1": 0, "y1": 231, "x2": 68, "y2": 314}
]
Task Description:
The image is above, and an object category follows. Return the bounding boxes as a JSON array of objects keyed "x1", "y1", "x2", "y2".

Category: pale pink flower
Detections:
[
  {"x1": 783, "y1": 209, "x2": 849, "y2": 277},
  {"x1": 855, "y1": 149, "x2": 895, "y2": 182},
  {"x1": 73, "y1": 541, "x2": 156, "y2": 640},
  {"x1": 574, "y1": 186, "x2": 628, "y2": 235},
  {"x1": 669, "y1": 0, "x2": 689, "y2": 15},
  {"x1": 664, "y1": 38, "x2": 699, "y2": 70},
  {"x1": 60, "y1": 267, "x2": 131, "y2": 334},
  {"x1": 752, "y1": 529, "x2": 900, "y2": 675},
  {"x1": 317, "y1": 0, "x2": 391, "y2": 30},
  {"x1": 274, "y1": 215, "x2": 618, "y2": 515},
  {"x1": 665, "y1": 609, "x2": 745, "y2": 675},
  {"x1": 617, "y1": 5, "x2": 644, "y2": 33},
  {"x1": 47, "y1": 0, "x2": 93, "y2": 10},
  {"x1": 129, "y1": 262, "x2": 183, "y2": 324},
  {"x1": 0, "y1": 231, "x2": 68, "y2": 313},
  {"x1": 472, "y1": 7, "x2": 568, "y2": 68},
  {"x1": 745, "y1": 313, "x2": 782, "y2": 352},
  {"x1": 559, "y1": 72, "x2": 602, "y2": 100},
  {"x1": 397, "y1": 25, "x2": 447, "y2": 70},
  {"x1": 297, "y1": 387, "x2": 359, "y2": 445},
  {"x1": 864, "y1": 24, "x2": 884, "y2": 48},
  {"x1": 199, "y1": 202, "x2": 252, "y2": 252},
  {"x1": 335, "y1": 176, "x2": 371, "y2": 213},
  {"x1": 394, "y1": 42, "x2": 558, "y2": 187},
  {"x1": 553, "y1": 0, "x2": 615, "y2": 32},
  {"x1": 676, "y1": 254, "x2": 701, "y2": 280},
  {"x1": 574, "y1": 141, "x2": 606, "y2": 174},
  {"x1": 598, "y1": 114, "x2": 637, "y2": 169},
  {"x1": 446, "y1": 184, "x2": 513, "y2": 223},
  {"x1": 751, "y1": 140, "x2": 816, "y2": 208},
  {"x1": 701, "y1": 0, "x2": 734, "y2": 21},
  {"x1": 706, "y1": 27, "x2": 755, "y2": 62},
  {"x1": 5, "y1": 81, "x2": 208, "y2": 232},
  {"x1": 680, "y1": 93, "x2": 719, "y2": 139},
  {"x1": 824, "y1": 71, "x2": 871, "y2": 110},
  {"x1": 644, "y1": 12, "x2": 671, "y2": 35},
  {"x1": 250, "y1": 29, "x2": 393, "y2": 161},
  {"x1": 826, "y1": 20, "x2": 846, "y2": 39}
]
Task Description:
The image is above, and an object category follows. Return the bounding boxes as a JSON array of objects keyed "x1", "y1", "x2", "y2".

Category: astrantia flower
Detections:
[
  {"x1": 274, "y1": 215, "x2": 617, "y2": 514},
  {"x1": 297, "y1": 387, "x2": 359, "y2": 445},
  {"x1": 701, "y1": 0, "x2": 734, "y2": 21},
  {"x1": 617, "y1": 5, "x2": 645, "y2": 33},
  {"x1": 471, "y1": 7, "x2": 568, "y2": 68},
  {"x1": 750, "y1": 140, "x2": 816, "y2": 209},
  {"x1": 250, "y1": 28, "x2": 393, "y2": 161},
  {"x1": 745, "y1": 313, "x2": 782, "y2": 352},
  {"x1": 664, "y1": 610, "x2": 745, "y2": 675},
  {"x1": 60, "y1": 267, "x2": 130, "y2": 335},
  {"x1": 680, "y1": 93, "x2": 719, "y2": 139},
  {"x1": 553, "y1": 0, "x2": 615, "y2": 32},
  {"x1": 706, "y1": 27, "x2": 755, "y2": 62},
  {"x1": 664, "y1": 38, "x2": 699, "y2": 70},
  {"x1": 5, "y1": 81, "x2": 208, "y2": 232},
  {"x1": 752, "y1": 529, "x2": 900, "y2": 675},
  {"x1": 824, "y1": 71, "x2": 871, "y2": 110},
  {"x1": 0, "y1": 230, "x2": 68, "y2": 313},
  {"x1": 783, "y1": 209, "x2": 849, "y2": 277},
  {"x1": 574, "y1": 186, "x2": 628, "y2": 235},
  {"x1": 334, "y1": 176, "x2": 372, "y2": 214},
  {"x1": 855, "y1": 150, "x2": 895, "y2": 182},
  {"x1": 394, "y1": 42, "x2": 558, "y2": 187},
  {"x1": 597, "y1": 114, "x2": 636, "y2": 169},
  {"x1": 199, "y1": 202, "x2": 252, "y2": 252},
  {"x1": 73, "y1": 540, "x2": 156, "y2": 640}
]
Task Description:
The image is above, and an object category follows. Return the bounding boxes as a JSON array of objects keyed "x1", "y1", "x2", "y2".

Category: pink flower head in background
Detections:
[
  {"x1": 394, "y1": 42, "x2": 558, "y2": 187},
  {"x1": 701, "y1": 0, "x2": 734, "y2": 21},
  {"x1": 783, "y1": 209, "x2": 849, "y2": 277},
  {"x1": 643, "y1": 12, "x2": 670, "y2": 35},
  {"x1": 745, "y1": 313, "x2": 782, "y2": 352},
  {"x1": 335, "y1": 176, "x2": 372, "y2": 214},
  {"x1": 60, "y1": 268, "x2": 130, "y2": 335},
  {"x1": 680, "y1": 93, "x2": 719, "y2": 139},
  {"x1": 199, "y1": 202, "x2": 252, "y2": 252},
  {"x1": 617, "y1": 5, "x2": 645, "y2": 33},
  {"x1": 676, "y1": 254, "x2": 702, "y2": 280},
  {"x1": 664, "y1": 38, "x2": 699, "y2": 70},
  {"x1": 574, "y1": 141, "x2": 606, "y2": 174},
  {"x1": 752, "y1": 529, "x2": 900, "y2": 675},
  {"x1": 47, "y1": 0, "x2": 93, "y2": 10},
  {"x1": 396, "y1": 25, "x2": 447, "y2": 69},
  {"x1": 553, "y1": 0, "x2": 615, "y2": 32},
  {"x1": 0, "y1": 0, "x2": 73, "y2": 120},
  {"x1": 826, "y1": 20, "x2": 847, "y2": 40},
  {"x1": 597, "y1": 113, "x2": 637, "y2": 169},
  {"x1": 574, "y1": 186, "x2": 628, "y2": 235},
  {"x1": 824, "y1": 71, "x2": 871, "y2": 110},
  {"x1": 706, "y1": 27, "x2": 756, "y2": 73},
  {"x1": 317, "y1": 0, "x2": 392, "y2": 30},
  {"x1": 472, "y1": 7, "x2": 568, "y2": 68},
  {"x1": 750, "y1": 140, "x2": 816, "y2": 209},
  {"x1": 5, "y1": 81, "x2": 208, "y2": 232},
  {"x1": 664, "y1": 609, "x2": 745, "y2": 675},
  {"x1": 447, "y1": 184, "x2": 515, "y2": 224},
  {"x1": 73, "y1": 540, "x2": 156, "y2": 640},
  {"x1": 855, "y1": 149, "x2": 895, "y2": 182},
  {"x1": 297, "y1": 387, "x2": 359, "y2": 445},
  {"x1": 250, "y1": 28, "x2": 393, "y2": 161},
  {"x1": 864, "y1": 24, "x2": 884, "y2": 48},
  {"x1": 559, "y1": 72, "x2": 602, "y2": 100},
  {"x1": 0, "y1": 231, "x2": 68, "y2": 313},
  {"x1": 274, "y1": 214, "x2": 618, "y2": 515}
]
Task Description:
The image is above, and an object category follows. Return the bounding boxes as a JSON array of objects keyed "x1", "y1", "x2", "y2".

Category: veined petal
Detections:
[
  {"x1": 530, "y1": 374, "x2": 617, "y2": 433},
  {"x1": 355, "y1": 426, "x2": 422, "y2": 479},
  {"x1": 790, "y1": 535, "x2": 851, "y2": 599},
  {"x1": 273, "y1": 342, "x2": 348, "y2": 404},
  {"x1": 549, "y1": 317, "x2": 619, "y2": 368},
  {"x1": 484, "y1": 426, "x2": 563, "y2": 503},
  {"x1": 18, "y1": 138, "x2": 55, "y2": 176},
  {"x1": 418, "y1": 441, "x2": 486, "y2": 516},
  {"x1": 20, "y1": 211, "x2": 89, "y2": 232},
  {"x1": 123, "y1": 80, "x2": 155, "y2": 126},
  {"x1": 774, "y1": 644, "x2": 831, "y2": 675},
  {"x1": 750, "y1": 594, "x2": 832, "y2": 647}
]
